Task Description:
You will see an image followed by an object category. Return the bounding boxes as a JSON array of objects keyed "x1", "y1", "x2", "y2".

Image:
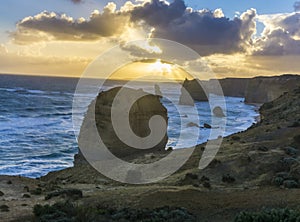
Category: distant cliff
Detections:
[
  {"x1": 217, "y1": 78, "x2": 250, "y2": 98},
  {"x1": 245, "y1": 75, "x2": 300, "y2": 103},
  {"x1": 180, "y1": 75, "x2": 300, "y2": 104}
]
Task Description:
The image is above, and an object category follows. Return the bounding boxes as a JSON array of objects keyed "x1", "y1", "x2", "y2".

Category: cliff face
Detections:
[
  {"x1": 245, "y1": 75, "x2": 300, "y2": 103},
  {"x1": 79, "y1": 87, "x2": 168, "y2": 158},
  {"x1": 217, "y1": 78, "x2": 250, "y2": 97},
  {"x1": 180, "y1": 86, "x2": 300, "y2": 189},
  {"x1": 180, "y1": 75, "x2": 300, "y2": 104}
]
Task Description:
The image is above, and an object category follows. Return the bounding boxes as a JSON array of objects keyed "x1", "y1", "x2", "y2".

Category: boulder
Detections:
[
  {"x1": 204, "y1": 123, "x2": 212, "y2": 129},
  {"x1": 213, "y1": 106, "x2": 226, "y2": 117},
  {"x1": 187, "y1": 122, "x2": 200, "y2": 128}
]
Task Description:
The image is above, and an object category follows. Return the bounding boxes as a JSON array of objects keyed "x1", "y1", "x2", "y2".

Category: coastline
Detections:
[{"x1": 0, "y1": 85, "x2": 299, "y2": 221}]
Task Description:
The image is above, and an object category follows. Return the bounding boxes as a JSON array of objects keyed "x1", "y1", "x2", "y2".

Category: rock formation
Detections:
[
  {"x1": 244, "y1": 75, "x2": 300, "y2": 103},
  {"x1": 216, "y1": 78, "x2": 250, "y2": 97},
  {"x1": 213, "y1": 106, "x2": 226, "y2": 117},
  {"x1": 179, "y1": 75, "x2": 300, "y2": 104},
  {"x1": 154, "y1": 84, "x2": 162, "y2": 96},
  {"x1": 79, "y1": 87, "x2": 168, "y2": 158},
  {"x1": 179, "y1": 79, "x2": 207, "y2": 105}
]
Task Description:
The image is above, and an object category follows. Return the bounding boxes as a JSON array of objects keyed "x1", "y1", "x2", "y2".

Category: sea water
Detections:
[{"x1": 0, "y1": 74, "x2": 259, "y2": 178}]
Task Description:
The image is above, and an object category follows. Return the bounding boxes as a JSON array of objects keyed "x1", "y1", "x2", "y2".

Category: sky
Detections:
[{"x1": 0, "y1": 0, "x2": 299, "y2": 78}]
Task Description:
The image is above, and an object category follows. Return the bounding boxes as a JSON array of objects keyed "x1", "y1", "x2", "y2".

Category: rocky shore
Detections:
[{"x1": 0, "y1": 81, "x2": 300, "y2": 221}]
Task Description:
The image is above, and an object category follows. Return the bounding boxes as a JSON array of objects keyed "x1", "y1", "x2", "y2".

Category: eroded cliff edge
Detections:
[{"x1": 180, "y1": 74, "x2": 300, "y2": 104}]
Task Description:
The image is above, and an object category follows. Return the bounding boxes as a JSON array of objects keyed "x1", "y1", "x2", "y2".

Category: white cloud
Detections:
[{"x1": 255, "y1": 12, "x2": 300, "y2": 55}]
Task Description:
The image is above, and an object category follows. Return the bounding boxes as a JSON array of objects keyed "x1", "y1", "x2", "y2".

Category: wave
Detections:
[{"x1": 0, "y1": 82, "x2": 259, "y2": 178}]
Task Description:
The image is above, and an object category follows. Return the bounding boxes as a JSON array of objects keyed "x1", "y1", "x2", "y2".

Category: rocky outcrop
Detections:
[
  {"x1": 179, "y1": 79, "x2": 207, "y2": 105},
  {"x1": 244, "y1": 75, "x2": 300, "y2": 103},
  {"x1": 213, "y1": 106, "x2": 226, "y2": 117},
  {"x1": 179, "y1": 78, "x2": 249, "y2": 104},
  {"x1": 79, "y1": 87, "x2": 168, "y2": 158},
  {"x1": 179, "y1": 75, "x2": 300, "y2": 104}
]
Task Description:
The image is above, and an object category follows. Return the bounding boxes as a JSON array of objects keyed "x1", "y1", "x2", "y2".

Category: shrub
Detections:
[
  {"x1": 234, "y1": 208, "x2": 300, "y2": 222},
  {"x1": 222, "y1": 174, "x2": 235, "y2": 183},
  {"x1": 33, "y1": 202, "x2": 197, "y2": 222},
  {"x1": 34, "y1": 201, "x2": 77, "y2": 222},
  {"x1": 294, "y1": 135, "x2": 300, "y2": 144},
  {"x1": 232, "y1": 136, "x2": 241, "y2": 141},
  {"x1": 45, "y1": 189, "x2": 83, "y2": 200},
  {"x1": 0, "y1": 204, "x2": 9, "y2": 212}
]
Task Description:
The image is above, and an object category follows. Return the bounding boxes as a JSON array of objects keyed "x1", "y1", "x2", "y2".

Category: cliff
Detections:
[
  {"x1": 180, "y1": 74, "x2": 300, "y2": 104},
  {"x1": 216, "y1": 78, "x2": 250, "y2": 97},
  {"x1": 245, "y1": 74, "x2": 300, "y2": 103}
]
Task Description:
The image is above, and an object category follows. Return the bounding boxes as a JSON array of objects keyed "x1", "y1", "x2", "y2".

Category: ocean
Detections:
[{"x1": 0, "y1": 74, "x2": 259, "y2": 178}]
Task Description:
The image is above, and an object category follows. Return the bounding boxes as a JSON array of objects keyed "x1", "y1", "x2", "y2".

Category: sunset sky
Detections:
[{"x1": 0, "y1": 0, "x2": 299, "y2": 78}]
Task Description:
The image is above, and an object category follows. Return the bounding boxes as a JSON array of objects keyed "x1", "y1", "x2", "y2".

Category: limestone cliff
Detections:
[
  {"x1": 79, "y1": 87, "x2": 168, "y2": 158},
  {"x1": 216, "y1": 78, "x2": 250, "y2": 97},
  {"x1": 179, "y1": 75, "x2": 300, "y2": 104},
  {"x1": 244, "y1": 75, "x2": 300, "y2": 103}
]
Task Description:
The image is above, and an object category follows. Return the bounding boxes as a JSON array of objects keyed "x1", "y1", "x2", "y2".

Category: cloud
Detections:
[
  {"x1": 10, "y1": 0, "x2": 300, "y2": 58},
  {"x1": 0, "y1": 49, "x2": 91, "y2": 76},
  {"x1": 11, "y1": 3, "x2": 130, "y2": 44},
  {"x1": 294, "y1": 1, "x2": 300, "y2": 11},
  {"x1": 255, "y1": 13, "x2": 300, "y2": 55},
  {"x1": 0, "y1": 44, "x2": 7, "y2": 54},
  {"x1": 120, "y1": 40, "x2": 162, "y2": 57},
  {"x1": 130, "y1": 0, "x2": 257, "y2": 55},
  {"x1": 131, "y1": 0, "x2": 186, "y2": 26},
  {"x1": 71, "y1": 0, "x2": 83, "y2": 3}
]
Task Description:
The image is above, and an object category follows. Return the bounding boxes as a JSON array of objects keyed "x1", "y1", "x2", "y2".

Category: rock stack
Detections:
[{"x1": 79, "y1": 87, "x2": 168, "y2": 158}]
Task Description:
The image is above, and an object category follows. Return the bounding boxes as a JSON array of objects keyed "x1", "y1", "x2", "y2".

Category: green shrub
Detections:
[
  {"x1": 234, "y1": 208, "x2": 300, "y2": 222},
  {"x1": 34, "y1": 201, "x2": 76, "y2": 222},
  {"x1": 33, "y1": 202, "x2": 197, "y2": 222},
  {"x1": 232, "y1": 136, "x2": 241, "y2": 141}
]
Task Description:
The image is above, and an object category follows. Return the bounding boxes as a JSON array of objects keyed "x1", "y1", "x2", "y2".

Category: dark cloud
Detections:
[
  {"x1": 12, "y1": 6, "x2": 129, "y2": 44},
  {"x1": 14, "y1": 0, "x2": 300, "y2": 57},
  {"x1": 69, "y1": 0, "x2": 83, "y2": 4},
  {"x1": 130, "y1": 0, "x2": 257, "y2": 55},
  {"x1": 131, "y1": 0, "x2": 186, "y2": 26},
  {"x1": 294, "y1": 1, "x2": 300, "y2": 11}
]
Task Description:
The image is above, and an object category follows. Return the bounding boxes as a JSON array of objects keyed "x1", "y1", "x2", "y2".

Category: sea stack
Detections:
[
  {"x1": 179, "y1": 79, "x2": 208, "y2": 105},
  {"x1": 79, "y1": 87, "x2": 168, "y2": 158}
]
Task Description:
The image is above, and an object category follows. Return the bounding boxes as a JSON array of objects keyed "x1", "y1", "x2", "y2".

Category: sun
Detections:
[
  {"x1": 108, "y1": 59, "x2": 192, "y2": 81},
  {"x1": 148, "y1": 59, "x2": 173, "y2": 74}
]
